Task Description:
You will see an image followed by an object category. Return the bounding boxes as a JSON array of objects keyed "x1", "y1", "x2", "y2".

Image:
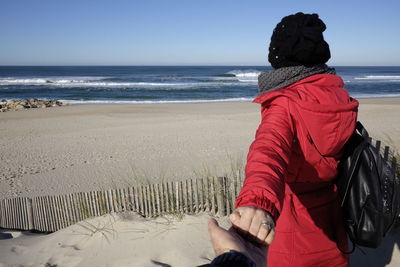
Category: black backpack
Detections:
[{"x1": 336, "y1": 121, "x2": 400, "y2": 252}]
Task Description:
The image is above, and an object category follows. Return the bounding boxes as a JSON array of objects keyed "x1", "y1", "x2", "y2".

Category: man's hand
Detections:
[
  {"x1": 208, "y1": 218, "x2": 267, "y2": 267},
  {"x1": 229, "y1": 206, "x2": 275, "y2": 246}
]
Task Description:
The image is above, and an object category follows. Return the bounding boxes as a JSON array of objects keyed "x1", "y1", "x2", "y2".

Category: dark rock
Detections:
[
  {"x1": 0, "y1": 98, "x2": 64, "y2": 112},
  {"x1": 15, "y1": 104, "x2": 24, "y2": 110}
]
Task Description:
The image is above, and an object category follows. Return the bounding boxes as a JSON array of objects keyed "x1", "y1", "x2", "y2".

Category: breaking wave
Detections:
[
  {"x1": 354, "y1": 75, "x2": 400, "y2": 80},
  {"x1": 226, "y1": 70, "x2": 261, "y2": 82}
]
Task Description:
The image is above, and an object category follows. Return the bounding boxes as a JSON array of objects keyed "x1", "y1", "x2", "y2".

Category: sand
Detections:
[
  {"x1": 0, "y1": 212, "x2": 225, "y2": 267},
  {"x1": 0, "y1": 212, "x2": 399, "y2": 267},
  {"x1": 1, "y1": 98, "x2": 399, "y2": 199},
  {"x1": 0, "y1": 102, "x2": 259, "y2": 198},
  {"x1": 0, "y1": 98, "x2": 400, "y2": 266}
]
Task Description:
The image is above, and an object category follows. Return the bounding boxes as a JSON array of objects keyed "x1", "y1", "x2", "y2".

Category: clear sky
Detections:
[{"x1": 1, "y1": 0, "x2": 399, "y2": 66}]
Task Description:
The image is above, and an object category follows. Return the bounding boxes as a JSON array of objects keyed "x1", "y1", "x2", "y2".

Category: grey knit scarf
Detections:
[{"x1": 258, "y1": 64, "x2": 336, "y2": 94}]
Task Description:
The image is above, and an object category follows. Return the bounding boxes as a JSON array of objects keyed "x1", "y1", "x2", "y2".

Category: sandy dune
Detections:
[{"x1": 0, "y1": 212, "x2": 399, "y2": 267}]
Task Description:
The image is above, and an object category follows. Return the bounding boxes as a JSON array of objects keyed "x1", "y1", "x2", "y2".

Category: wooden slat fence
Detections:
[
  {"x1": 0, "y1": 171, "x2": 244, "y2": 232},
  {"x1": 0, "y1": 141, "x2": 398, "y2": 233}
]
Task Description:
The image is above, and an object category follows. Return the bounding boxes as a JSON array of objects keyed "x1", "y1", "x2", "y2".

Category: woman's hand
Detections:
[{"x1": 229, "y1": 206, "x2": 276, "y2": 246}]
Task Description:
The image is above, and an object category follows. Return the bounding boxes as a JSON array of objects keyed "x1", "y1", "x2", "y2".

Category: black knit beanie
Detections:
[{"x1": 268, "y1": 12, "x2": 331, "y2": 69}]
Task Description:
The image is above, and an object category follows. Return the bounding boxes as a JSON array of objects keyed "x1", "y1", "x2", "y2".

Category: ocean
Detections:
[{"x1": 0, "y1": 66, "x2": 400, "y2": 104}]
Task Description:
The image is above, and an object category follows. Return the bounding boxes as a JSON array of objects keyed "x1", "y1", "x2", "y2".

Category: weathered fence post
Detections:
[
  {"x1": 93, "y1": 191, "x2": 99, "y2": 217},
  {"x1": 144, "y1": 185, "x2": 149, "y2": 217},
  {"x1": 138, "y1": 186, "x2": 143, "y2": 215},
  {"x1": 55, "y1": 195, "x2": 63, "y2": 229},
  {"x1": 109, "y1": 189, "x2": 116, "y2": 213},
  {"x1": 164, "y1": 182, "x2": 170, "y2": 212},
  {"x1": 128, "y1": 187, "x2": 134, "y2": 212},
  {"x1": 175, "y1": 181, "x2": 180, "y2": 213},
  {"x1": 194, "y1": 179, "x2": 199, "y2": 213},
  {"x1": 62, "y1": 195, "x2": 69, "y2": 228},
  {"x1": 15, "y1": 198, "x2": 21, "y2": 229},
  {"x1": 0, "y1": 200, "x2": 4, "y2": 228},
  {"x1": 133, "y1": 186, "x2": 139, "y2": 213},
  {"x1": 215, "y1": 177, "x2": 225, "y2": 216},
  {"x1": 229, "y1": 176, "x2": 236, "y2": 213},
  {"x1": 48, "y1": 195, "x2": 57, "y2": 231},
  {"x1": 6, "y1": 199, "x2": 11, "y2": 228},
  {"x1": 148, "y1": 185, "x2": 153, "y2": 216},
  {"x1": 150, "y1": 184, "x2": 156, "y2": 216},
  {"x1": 224, "y1": 176, "x2": 231, "y2": 215},
  {"x1": 203, "y1": 177, "x2": 210, "y2": 212},
  {"x1": 103, "y1": 190, "x2": 110, "y2": 214},
  {"x1": 187, "y1": 179, "x2": 193, "y2": 213},
  {"x1": 156, "y1": 183, "x2": 162, "y2": 214},
  {"x1": 31, "y1": 198, "x2": 37, "y2": 230},
  {"x1": 168, "y1": 181, "x2": 173, "y2": 213},
  {"x1": 384, "y1": 146, "x2": 390, "y2": 160},
  {"x1": 182, "y1": 180, "x2": 188, "y2": 213},
  {"x1": 39, "y1": 197, "x2": 45, "y2": 231},
  {"x1": 375, "y1": 140, "x2": 381, "y2": 153},
  {"x1": 210, "y1": 177, "x2": 216, "y2": 215}
]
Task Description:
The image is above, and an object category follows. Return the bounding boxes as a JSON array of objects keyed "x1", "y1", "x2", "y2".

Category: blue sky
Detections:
[{"x1": 1, "y1": 0, "x2": 399, "y2": 66}]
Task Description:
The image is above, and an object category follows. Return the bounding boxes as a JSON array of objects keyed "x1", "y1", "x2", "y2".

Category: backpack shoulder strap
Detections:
[
  {"x1": 340, "y1": 139, "x2": 369, "y2": 207},
  {"x1": 356, "y1": 121, "x2": 370, "y2": 139}
]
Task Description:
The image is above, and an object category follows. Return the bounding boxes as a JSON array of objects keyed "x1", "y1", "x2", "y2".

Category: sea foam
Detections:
[
  {"x1": 0, "y1": 77, "x2": 106, "y2": 85},
  {"x1": 60, "y1": 97, "x2": 253, "y2": 105},
  {"x1": 0, "y1": 77, "x2": 252, "y2": 88},
  {"x1": 354, "y1": 75, "x2": 400, "y2": 80}
]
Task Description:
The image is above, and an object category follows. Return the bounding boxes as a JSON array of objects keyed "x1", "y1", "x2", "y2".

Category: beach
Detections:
[
  {"x1": 0, "y1": 101, "x2": 259, "y2": 199},
  {"x1": 1, "y1": 98, "x2": 400, "y2": 199},
  {"x1": 1, "y1": 98, "x2": 400, "y2": 266}
]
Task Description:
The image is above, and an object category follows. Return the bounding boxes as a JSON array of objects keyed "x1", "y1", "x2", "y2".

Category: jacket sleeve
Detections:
[
  {"x1": 235, "y1": 96, "x2": 294, "y2": 221},
  {"x1": 197, "y1": 250, "x2": 255, "y2": 267}
]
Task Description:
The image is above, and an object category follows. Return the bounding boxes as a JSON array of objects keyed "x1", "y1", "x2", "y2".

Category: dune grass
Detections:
[{"x1": 74, "y1": 214, "x2": 117, "y2": 244}]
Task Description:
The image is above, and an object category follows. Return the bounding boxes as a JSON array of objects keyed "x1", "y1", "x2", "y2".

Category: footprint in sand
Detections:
[
  {"x1": 10, "y1": 244, "x2": 27, "y2": 255},
  {"x1": 46, "y1": 255, "x2": 82, "y2": 267}
]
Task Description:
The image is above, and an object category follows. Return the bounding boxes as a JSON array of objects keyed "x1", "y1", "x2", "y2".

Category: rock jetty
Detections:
[{"x1": 0, "y1": 99, "x2": 66, "y2": 112}]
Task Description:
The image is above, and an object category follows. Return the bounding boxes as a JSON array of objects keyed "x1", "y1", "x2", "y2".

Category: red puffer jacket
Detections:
[{"x1": 235, "y1": 74, "x2": 359, "y2": 267}]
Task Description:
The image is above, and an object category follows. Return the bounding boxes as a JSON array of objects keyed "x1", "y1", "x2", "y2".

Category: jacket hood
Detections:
[{"x1": 253, "y1": 74, "x2": 359, "y2": 158}]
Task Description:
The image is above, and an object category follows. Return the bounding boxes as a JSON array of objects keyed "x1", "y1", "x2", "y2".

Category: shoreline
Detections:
[{"x1": 2, "y1": 95, "x2": 400, "y2": 107}]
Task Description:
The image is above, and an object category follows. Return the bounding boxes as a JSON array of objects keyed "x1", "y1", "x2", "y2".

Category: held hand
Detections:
[
  {"x1": 229, "y1": 206, "x2": 276, "y2": 246},
  {"x1": 208, "y1": 218, "x2": 267, "y2": 267}
]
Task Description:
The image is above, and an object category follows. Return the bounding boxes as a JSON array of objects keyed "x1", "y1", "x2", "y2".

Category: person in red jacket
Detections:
[{"x1": 231, "y1": 13, "x2": 359, "y2": 266}]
